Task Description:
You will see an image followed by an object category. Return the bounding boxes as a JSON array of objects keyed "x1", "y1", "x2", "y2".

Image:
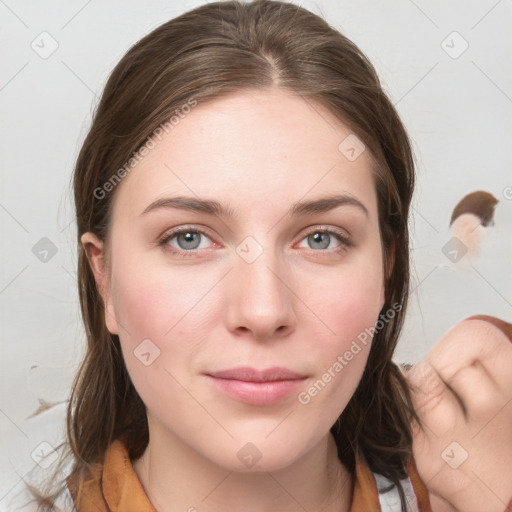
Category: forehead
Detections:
[{"x1": 111, "y1": 88, "x2": 378, "y2": 221}]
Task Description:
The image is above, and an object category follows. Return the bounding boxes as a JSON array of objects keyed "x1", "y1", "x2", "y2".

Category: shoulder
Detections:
[
  {"x1": 353, "y1": 454, "x2": 432, "y2": 512},
  {"x1": 372, "y1": 466, "x2": 428, "y2": 512}
]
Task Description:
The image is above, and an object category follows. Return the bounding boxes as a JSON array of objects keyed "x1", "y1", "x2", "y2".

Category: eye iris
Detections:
[
  {"x1": 308, "y1": 232, "x2": 330, "y2": 249},
  {"x1": 177, "y1": 232, "x2": 201, "y2": 250}
]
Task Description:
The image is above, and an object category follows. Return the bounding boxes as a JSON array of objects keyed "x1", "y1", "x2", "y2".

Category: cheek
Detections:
[
  {"x1": 295, "y1": 256, "x2": 385, "y2": 416},
  {"x1": 109, "y1": 263, "x2": 206, "y2": 420},
  {"x1": 108, "y1": 250, "x2": 222, "y2": 394},
  {"x1": 307, "y1": 254, "x2": 385, "y2": 346},
  {"x1": 110, "y1": 253, "x2": 214, "y2": 343}
]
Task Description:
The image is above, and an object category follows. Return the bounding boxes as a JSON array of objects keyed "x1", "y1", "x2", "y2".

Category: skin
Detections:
[
  {"x1": 83, "y1": 88, "x2": 385, "y2": 512},
  {"x1": 82, "y1": 88, "x2": 512, "y2": 511}
]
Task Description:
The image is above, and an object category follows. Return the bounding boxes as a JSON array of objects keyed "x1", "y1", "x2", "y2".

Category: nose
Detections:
[{"x1": 224, "y1": 250, "x2": 297, "y2": 341}]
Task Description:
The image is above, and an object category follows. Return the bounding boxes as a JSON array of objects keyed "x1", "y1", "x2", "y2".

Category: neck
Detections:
[{"x1": 133, "y1": 424, "x2": 353, "y2": 512}]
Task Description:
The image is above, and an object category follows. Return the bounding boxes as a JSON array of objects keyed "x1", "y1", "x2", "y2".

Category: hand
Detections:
[{"x1": 404, "y1": 316, "x2": 512, "y2": 512}]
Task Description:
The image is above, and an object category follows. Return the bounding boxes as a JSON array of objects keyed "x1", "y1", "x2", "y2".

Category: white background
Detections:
[{"x1": 1, "y1": 0, "x2": 511, "y2": 507}]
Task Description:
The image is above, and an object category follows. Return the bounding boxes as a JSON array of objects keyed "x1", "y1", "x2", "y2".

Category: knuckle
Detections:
[{"x1": 409, "y1": 362, "x2": 446, "y2": 412}]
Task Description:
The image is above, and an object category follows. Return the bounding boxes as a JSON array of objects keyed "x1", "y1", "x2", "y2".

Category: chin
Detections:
[{"x1": 200, "y1": 431, "x2": 320, "y2": 474}]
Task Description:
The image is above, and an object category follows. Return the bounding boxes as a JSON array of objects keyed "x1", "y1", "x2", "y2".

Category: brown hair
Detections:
[
  {"x1": 449, "y1": 190, "x2": 498, "y2": 226},
  {"x1": 29, "y1": 1, "x2": 419, "y2": 509}
]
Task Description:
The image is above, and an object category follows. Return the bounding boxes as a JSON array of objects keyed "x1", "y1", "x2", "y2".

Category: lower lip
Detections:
[{"x1": 206, "y1": 376, "x2": 306, "y2": 405}]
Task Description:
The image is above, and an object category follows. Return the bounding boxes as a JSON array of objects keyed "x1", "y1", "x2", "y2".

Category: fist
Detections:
[{"x1": 404, "y1": 316, "x2": 512, "y2": 512}]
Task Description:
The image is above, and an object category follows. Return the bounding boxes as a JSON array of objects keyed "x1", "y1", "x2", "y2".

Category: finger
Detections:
[
  {"x1": 405, "y1": 360, "x2": 463, "y2": 437},
  {"x1": 465, "y1": 314, "x2": 512, "y2": 341},
  {"x1": 425, "y1": 319, "x2": 512, "y2": 417}
]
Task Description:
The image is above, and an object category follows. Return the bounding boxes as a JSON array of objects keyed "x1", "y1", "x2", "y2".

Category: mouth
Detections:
[{"x1": 205, "y1": 366, "x2": 308, "y2": 406}]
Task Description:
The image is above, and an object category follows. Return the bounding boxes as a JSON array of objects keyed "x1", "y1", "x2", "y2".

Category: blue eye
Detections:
[
  {"x1": 159, "y1": 228, "x2": 213, "y2": 256},
  {"x1": 298, "y1": 229, "x2": 352, "y2": 252}
]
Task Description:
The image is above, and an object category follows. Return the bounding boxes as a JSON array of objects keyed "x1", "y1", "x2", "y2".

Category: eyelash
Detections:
[{"x1": 158, "y1": 225, "x2": 353, "y2": 258}]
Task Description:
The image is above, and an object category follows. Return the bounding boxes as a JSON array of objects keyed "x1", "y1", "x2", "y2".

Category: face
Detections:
[{"x1": 86, "y1": 89, "x2": 386, "y2": 472}]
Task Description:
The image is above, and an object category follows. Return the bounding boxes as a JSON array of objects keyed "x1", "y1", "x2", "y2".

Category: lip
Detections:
[{"x1": 205, "y1": 366, "x2": 307, "y2": 405}]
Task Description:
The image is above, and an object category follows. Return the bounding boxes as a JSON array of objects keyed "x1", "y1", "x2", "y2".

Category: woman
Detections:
[{"x1": 29, "y1": 1, "x2": 512, "y2": 511}]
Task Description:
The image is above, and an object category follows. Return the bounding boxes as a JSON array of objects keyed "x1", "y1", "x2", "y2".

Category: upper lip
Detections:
[{"x1": 207, "y1": 366, "x2": 307, "y2": 382}]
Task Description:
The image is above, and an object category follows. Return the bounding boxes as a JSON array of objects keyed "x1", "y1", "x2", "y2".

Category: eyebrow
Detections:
[{"x1": 140, "y1": 194, "x2": 369, "y2": 218}]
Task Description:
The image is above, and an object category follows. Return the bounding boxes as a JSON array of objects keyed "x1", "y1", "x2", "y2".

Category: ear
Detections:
[{"x1": 80, "y1": 232, "x2": 119, "y2": 335}]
